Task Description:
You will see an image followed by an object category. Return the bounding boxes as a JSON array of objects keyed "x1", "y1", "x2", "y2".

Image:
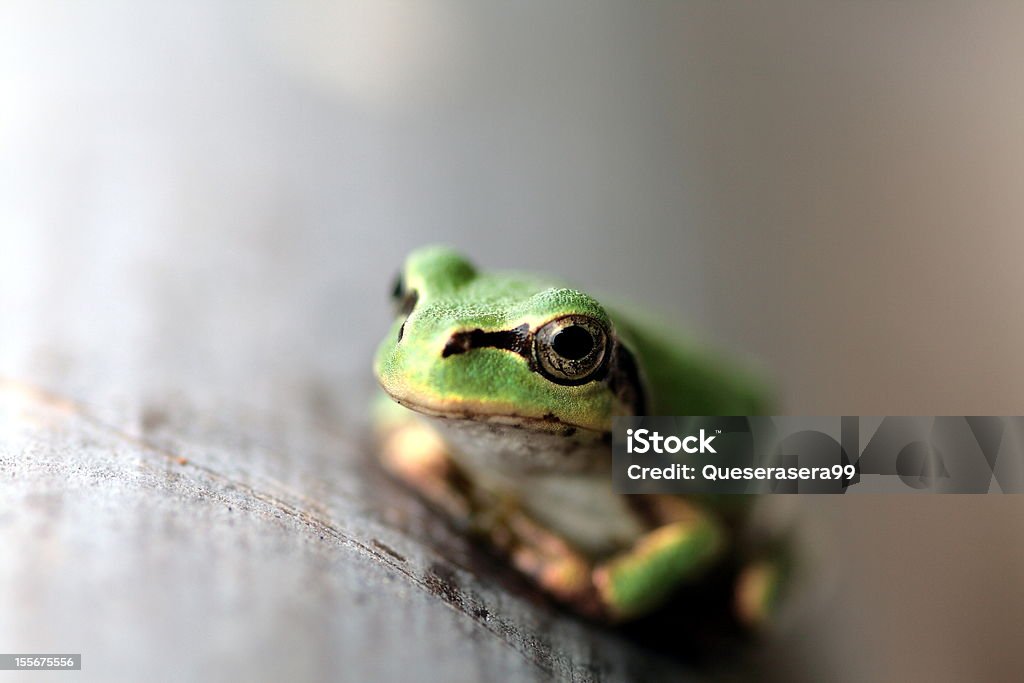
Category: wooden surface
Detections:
[{"x1": 0, "y1": 374, "x2": 650, "y2": 681}]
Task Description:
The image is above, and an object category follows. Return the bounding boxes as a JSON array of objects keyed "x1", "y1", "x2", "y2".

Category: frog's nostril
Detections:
[
  {"x1": 394, "y1": 289, "x2": 418, "y2": 344},
  {"x1": 398, "y1": 289, "x2": 418, "y2": 316}
]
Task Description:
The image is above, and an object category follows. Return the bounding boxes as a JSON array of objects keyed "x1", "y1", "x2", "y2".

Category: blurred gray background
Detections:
[{"x1": 3, "y1": 2, "x2": 1024, "y2": 681}]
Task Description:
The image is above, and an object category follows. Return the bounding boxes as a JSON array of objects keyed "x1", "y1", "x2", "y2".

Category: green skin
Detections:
[{"x1": 374, "y1": 246, "x2": 781, "y2": 623}]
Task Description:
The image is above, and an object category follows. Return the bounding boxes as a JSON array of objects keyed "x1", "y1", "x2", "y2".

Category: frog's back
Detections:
[{"x1": 609, "y1": 308, "x2": 772, "y2": 417}]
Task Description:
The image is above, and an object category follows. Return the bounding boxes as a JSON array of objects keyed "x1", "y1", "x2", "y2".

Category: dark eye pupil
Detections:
[{"x1": 552, "y1": 326, "x2": 593, "y2": 360}]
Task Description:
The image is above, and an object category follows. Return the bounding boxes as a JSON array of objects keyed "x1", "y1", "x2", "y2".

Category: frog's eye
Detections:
[
  {"x1": 534, "y1": 315, "x2": 610, "y2": 384},
  {"x1": 390, "y1": 273, "x2": 405, "y2": 302}
]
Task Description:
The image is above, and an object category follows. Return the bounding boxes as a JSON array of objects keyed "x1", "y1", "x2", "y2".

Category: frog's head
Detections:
[{"x1": 374, "y1": 246, "x2": 644, "y2": 435}]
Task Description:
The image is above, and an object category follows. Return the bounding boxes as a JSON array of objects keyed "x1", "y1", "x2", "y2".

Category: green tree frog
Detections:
[{"x1": 374, "y1": 246, "x2": 785, "y2": 625}]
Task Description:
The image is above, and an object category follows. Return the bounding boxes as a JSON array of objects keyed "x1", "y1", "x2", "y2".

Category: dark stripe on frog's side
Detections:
[
  {"x1": 441, "y1": 323, "x2": 648, "y2": 415},
  {"x1": 607, "y1": 343, "x2": 647, "y2": 415}
]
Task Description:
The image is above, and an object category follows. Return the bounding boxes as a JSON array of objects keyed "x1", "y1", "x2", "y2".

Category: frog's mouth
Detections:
[
  {"x1": 379, "y1": 387, "x2": 612, "y2": 475},
  {"x1": 425, "y1": 411, "x2": 612, "y2": 475},
  {"x1": 380, "y1": 386, "x2": 606, "y2": 437}
]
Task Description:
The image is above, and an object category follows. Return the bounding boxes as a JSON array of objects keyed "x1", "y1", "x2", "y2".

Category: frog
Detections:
[{"x1": 373, "y1": 246, "x2": 786, "y2": 626}]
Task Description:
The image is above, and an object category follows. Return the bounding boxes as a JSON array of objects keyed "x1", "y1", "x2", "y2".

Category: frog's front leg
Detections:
[
  {"x1": 375, "y1": 404, "x2": 596, "y2": 602},
  {"x1": 375, "y1": 402, "x2": 473, "y2": 521}
]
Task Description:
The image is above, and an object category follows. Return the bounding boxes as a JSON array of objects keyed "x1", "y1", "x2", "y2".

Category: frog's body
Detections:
[{"x1": 374, "y1": 246, "x2": 784, "y2": 624}]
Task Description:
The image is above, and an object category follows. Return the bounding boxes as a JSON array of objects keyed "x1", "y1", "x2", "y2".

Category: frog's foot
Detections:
[
  {"x1": 592, "y1": 507, "x2": 724, "y2": 622},
  {"x1": 734, "y1": 557, "x2": 788, "y2": 628},
  {"x1": 496, "y1": 513, "x2": 599, "y2": 609},
  {"x1": 489, "y1": 500, "x2": 727, "y2": 622},
  {"x1": 378, "y1": 419, "x2": 598, "y2": 609},
  {"x1": 377, "y1": 416, "x2": 473, "y2": 520}
]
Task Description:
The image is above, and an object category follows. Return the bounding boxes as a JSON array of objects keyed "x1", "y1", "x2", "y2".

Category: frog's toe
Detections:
[
  {"x1": 593, "y1": 515, "x2": 723, "y2": 621},
  {"x1": 734, "y1": 558, "x2": 787, "y2": 628}
]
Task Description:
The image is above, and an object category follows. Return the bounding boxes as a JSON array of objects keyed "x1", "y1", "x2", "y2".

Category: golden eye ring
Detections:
[{"x1": 533, "y1": 315, "x2": 610, "y2": 384}]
